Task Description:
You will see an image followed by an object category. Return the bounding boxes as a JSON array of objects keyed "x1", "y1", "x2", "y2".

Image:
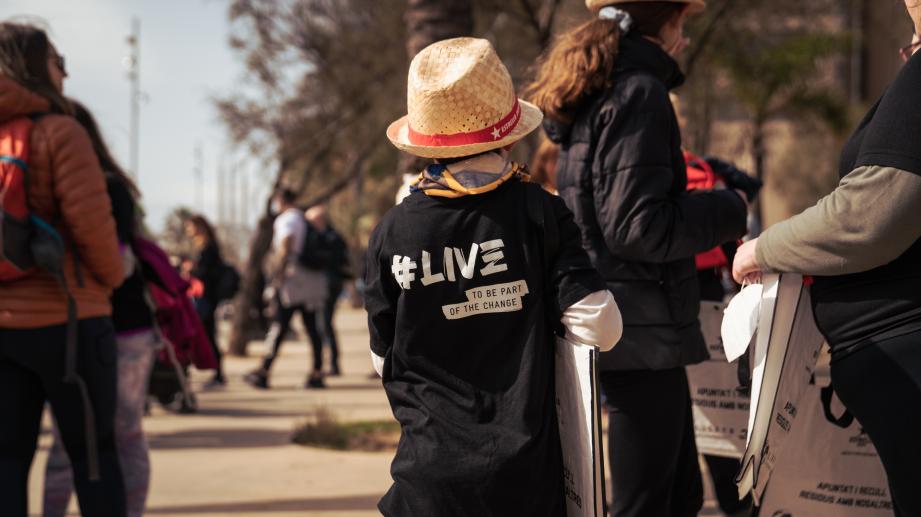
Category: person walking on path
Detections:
[
  {"x1": 185, "y1": 214, "x2": 227, "y2": 387},
  {"x1": 0, "y1": 22, "x2": 126, "y2": 517},
  {"x1": 529, "y1": 2, "x2": 749, "y2": 515},
  {"x1": 246, "y1": 188, "x2": 327, "y2": 389},
  {"x1": 43, "y1": 99, "x2": 156, "y2": 517},
  {"x1": 733, "y1": 3, "x2": 921, "y2": 514},
  {"x1": 305, "y1": 205, "x2": 349, "y2": 376},
  {"x1": 368, "y1": 37, "x2": 623, "y2": 516}
]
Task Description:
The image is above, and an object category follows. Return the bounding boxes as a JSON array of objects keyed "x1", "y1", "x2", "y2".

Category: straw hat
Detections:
[
  {"x1": 586, "y1": 0, "x2": 706, "y2": 15},
  {"x1": 387, "y1": 37, "x2": 543, "y2": 159}
]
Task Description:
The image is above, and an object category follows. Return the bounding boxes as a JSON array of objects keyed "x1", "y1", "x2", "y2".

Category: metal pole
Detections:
[
  {"x1": 194, "y1": 144, "x2": 204, "y2": 209},
  {"x1": 126, "y1": 18, "x2": 141, "y2": 181}
]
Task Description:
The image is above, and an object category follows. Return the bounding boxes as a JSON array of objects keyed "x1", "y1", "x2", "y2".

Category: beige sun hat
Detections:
[
  {"x1": 586, "y1": 0, "x2": 706, "y2": 15},
  {"x1": 387, "y1": 37, "x2": 543, "y2": 159}
]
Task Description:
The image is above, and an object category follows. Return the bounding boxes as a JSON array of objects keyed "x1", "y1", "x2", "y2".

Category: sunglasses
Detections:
[{"x1": 900, "y1": 38, "x2": 921, "y2": 62}]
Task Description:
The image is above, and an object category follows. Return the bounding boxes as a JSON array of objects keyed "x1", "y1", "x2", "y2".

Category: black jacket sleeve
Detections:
[
  {"x1": 547, "y1": 193, "x2": 607, "y2": 314},
  {"x1": 192, "y1": 242, "x2": 222, "y2": 281},
  {"x1": 592, "y1": 81, "x2": 747, "y2": 264},
  {"x1": 364, "y1": 223, "x2": 399, "y2": 357}
]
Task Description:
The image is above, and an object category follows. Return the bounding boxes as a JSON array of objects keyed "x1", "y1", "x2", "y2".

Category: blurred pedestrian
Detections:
[
  {"x1": 305, "y1": 205, "x2": 349, "y2": 376},
  {"x1": 184, "y1": 214, "x2": 226, "y2": 387},
  {"x1": 43, "y1": 99, "x2": 155, "y2": 517},
  {"x1": 246, "y1": 188, "x2": 327, "y2": 389},
  {"x1": 0, "y1": 22, "x2": 126, "y2": 516},
  {"x1": 733, "y1": 3, "x2": 921, "y2": 514},
  {"x1": 369, "y1": 37, "x2": 622, "y2": 516},
  {"x1": 529, "y1": 2, "x2": 749, "y2": 515}
]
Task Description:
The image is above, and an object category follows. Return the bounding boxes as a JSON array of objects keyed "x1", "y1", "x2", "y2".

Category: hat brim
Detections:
[{"x1": 387, "y1": 99, "x2": 544, "y2": 159}]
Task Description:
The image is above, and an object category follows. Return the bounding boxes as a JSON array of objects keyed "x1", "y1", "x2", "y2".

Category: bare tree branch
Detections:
[{"x1": 684, "y1": 0, "x2": 737, "y2": 76}]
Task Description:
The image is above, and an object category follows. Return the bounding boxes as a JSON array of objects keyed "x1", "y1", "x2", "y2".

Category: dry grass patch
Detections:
[{"x1": 292, "y1": 407, "x2": 400, "y2": 452}]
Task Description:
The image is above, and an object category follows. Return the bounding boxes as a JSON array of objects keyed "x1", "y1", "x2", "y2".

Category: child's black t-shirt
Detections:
[{"x1": 365, "y1": 180, "x2": 605, "y2": 517}]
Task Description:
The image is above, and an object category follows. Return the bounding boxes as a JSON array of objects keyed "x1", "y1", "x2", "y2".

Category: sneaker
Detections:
[
  {"x1": 203, "y1": 374, "x2": 226, "y2": 390},
  {"x1": 306, "y1": 373, "x2": 326, "y2": 389},
  {"x1": 329, "y1": 364, "x2": 342, "y2": 377},
  {"x1": 244, "y1": 369, "x2": 270, "y2": 389}
]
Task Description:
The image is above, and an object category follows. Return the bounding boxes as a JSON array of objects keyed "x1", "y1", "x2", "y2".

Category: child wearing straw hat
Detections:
[{"x1": 366, "y1": 37, "x2": 623, "y2": 516}]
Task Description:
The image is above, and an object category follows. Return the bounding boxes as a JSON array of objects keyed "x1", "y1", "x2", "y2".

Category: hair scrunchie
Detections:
[{"x1": 598, "y1": 6, "x2": 633, "y2": 34}]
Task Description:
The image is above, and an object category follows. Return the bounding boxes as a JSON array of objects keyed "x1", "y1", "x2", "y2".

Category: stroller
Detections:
[{"x1": 134, "y1": 237, "x2": 218, "y2": 414}]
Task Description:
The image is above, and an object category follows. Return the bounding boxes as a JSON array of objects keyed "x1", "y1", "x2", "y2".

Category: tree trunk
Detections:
[
  {"x1": 227, "y1": 205, "x2": 274, "y2": 356},
  {"x1": 227, "y1": 164, "x2": 288, "y2": 357},
  {"x1": 398, "y1": 0, "x2": 475, "y2": 180},
  {"x1": 405, "y1": 0, "x2": 474, "y2": 57}
]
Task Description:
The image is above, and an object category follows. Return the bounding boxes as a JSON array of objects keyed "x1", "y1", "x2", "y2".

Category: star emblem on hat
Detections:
[{"x1": 491, "y1": 127, "x2": 501, "y2": 140}]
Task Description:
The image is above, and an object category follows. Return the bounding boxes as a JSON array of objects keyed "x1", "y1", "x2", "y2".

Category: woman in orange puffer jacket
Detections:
[{"x1": 0, "y1": 22, "x2": 126, "y2": 517}]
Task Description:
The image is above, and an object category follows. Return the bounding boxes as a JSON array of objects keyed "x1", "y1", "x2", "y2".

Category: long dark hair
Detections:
[
  {"x1": 527, "y1": 2, "x2": 686, "y2": 122},
  {"x1": 69, "y1": 99, "x2": 141, "y2": 199},
  {"x1": 187, "y1": 214, "x2": 219, "y2": 248},
  {"x1": 0, "y1": 22, "x2": 71, "y2": 114}
]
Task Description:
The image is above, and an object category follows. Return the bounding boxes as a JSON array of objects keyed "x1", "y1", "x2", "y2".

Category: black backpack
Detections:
[{"x1": 297, "y1": 225, "x2": 346, "y2": 272}]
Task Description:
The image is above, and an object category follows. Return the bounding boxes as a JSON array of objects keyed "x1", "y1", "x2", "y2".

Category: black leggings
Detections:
[
  {"x1": 262, "y1": 300, "x2": 324, "y2": 373},
  {"x1": 600, "y1": 367, "x2": 703, "y2": 517},
  {"x1": 704, "y1": 455, "x2": 751, "y2": 514},
  {"x1": 0, "y1": 318, "x2": 126, "y2": 517},
  {"x1": 832, "y1": 328, "x2": 921, "y2": 517},
  {"x1": 321, "y1": 280, "x2": 343, "y2": 369},
  {"x1": 194, "y1": 298, "x2": 222, "y2": 378}
]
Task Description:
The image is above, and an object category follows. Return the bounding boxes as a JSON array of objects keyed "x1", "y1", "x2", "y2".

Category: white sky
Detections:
[{"x1": 0, "y1": 0, "x2": 270, "y2": 233}]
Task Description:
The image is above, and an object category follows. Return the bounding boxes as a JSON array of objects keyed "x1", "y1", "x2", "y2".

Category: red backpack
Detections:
[
  {"x1": 0, "y1": 116, "x2": 69, "y2": 280},
  {"x1": 1, "y1": 118, "x2": 37, "y2": 277},
  {"x1": 684, "y1": 150, "x2": 732, "y2": 271}
]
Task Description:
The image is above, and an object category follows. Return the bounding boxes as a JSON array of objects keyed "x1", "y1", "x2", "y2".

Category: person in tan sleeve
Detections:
[
  {"x1": 732, "y1": 2, "x2": 921, "y2": 513},
  {"x1": 0, "y1": 22, "x2": 126, "y2": 517}
]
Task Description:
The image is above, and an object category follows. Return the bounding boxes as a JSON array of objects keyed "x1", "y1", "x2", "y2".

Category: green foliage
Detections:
[{"x1": 715, "y1": 31, "x2": 849, "y2": 128}]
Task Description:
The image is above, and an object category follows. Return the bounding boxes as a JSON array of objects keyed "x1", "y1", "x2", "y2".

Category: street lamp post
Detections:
[{"x1": 125, "y1": 18, "x2": 141, "y2": 181}]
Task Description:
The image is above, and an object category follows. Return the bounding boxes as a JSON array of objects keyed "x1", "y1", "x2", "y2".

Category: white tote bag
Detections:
[
  {"x1": 736, "y1": 274, "x2": 826, "y2": 502},
  {"x1": 688, "y1": 300, "x2": 750, "y2": 458},
  {"x1": 758, "y1": 381, "x2": 893, "y2": 516},
  {"x1": 555, "y1": 337, "x2": 605, "y2": 517}
]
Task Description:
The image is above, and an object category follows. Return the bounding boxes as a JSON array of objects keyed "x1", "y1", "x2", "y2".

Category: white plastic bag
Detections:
[{"x1": 721, "y1": 283, "x2": 763, "y2": 362}]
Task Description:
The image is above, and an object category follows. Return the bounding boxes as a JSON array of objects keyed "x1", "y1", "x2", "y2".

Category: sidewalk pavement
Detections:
[
  {"x1": 29, "y1": 306, "x2": 394, "y2": 517},
  {"x1": 27, "y1": 305, "x2": 730, "y2": 516}
]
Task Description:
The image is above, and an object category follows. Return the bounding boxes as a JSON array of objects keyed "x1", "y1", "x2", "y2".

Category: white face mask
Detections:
[{"x1": 721, "y1": 283, "x2": 763, "y2": 362}]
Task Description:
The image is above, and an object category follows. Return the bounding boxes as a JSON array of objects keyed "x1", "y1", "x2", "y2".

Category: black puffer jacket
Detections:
[{"x1": 545, "y1": 33, "x2": 747, "y2": 371}]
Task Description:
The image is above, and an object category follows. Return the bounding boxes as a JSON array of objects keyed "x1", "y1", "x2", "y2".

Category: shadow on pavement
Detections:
[
  {"x1": 147, "y1": 428, "x2": 292, "y2": 449},
  {"x1": 189, "y1": 406, "x2": 305, "y2": 418},
  {"x1": 144, "y1": 494, "x2": 381, "y2": 513}
]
